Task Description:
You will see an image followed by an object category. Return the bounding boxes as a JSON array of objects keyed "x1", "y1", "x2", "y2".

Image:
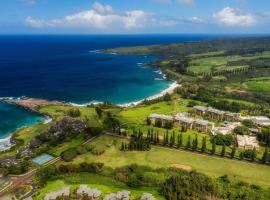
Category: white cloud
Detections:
[
  {"x1": 26, "y1": 2, "x2": 152, "y2": 30},
  {"x1": 176, "y1": 0, "x2": 194, "y2": 6},
  {"x1": 213, "y1": 7, "x2": 256, "y2": 27},
  {"x1": 188, "y1": 16, "x2": 202, "y2": 23}
]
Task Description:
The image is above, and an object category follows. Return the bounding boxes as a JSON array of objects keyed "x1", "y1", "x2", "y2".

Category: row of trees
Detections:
[
  {"x1": 121, "y1": 131, "x2": 151, "y2": 151},
  {"x1": 128, "y1": 129, "x2": 270, "y2": 164}
]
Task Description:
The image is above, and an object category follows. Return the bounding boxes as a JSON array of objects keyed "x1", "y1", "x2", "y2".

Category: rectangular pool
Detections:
[{"x1": 32, "y1": 153, "x2": 54, "y2": 165}]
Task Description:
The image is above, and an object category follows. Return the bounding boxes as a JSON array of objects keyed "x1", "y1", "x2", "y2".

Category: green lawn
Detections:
[
  {"x1": 187, "y1": 51, "x2": 270, "y2": 74},
  {"x1": 118, "y1": 98, "x2": 195, "y2": 126},
  {"x1": 34, "y1": 173, "x2": 164, "y2": 200},
  {"x1": 62, "y1": 135, "x2": 270, "y2": 188},
  {"x1": 245, "y1": 79, "x2": 270, "y2": 94},
  {"x1": 38, "y1": 105, "x2": 101, "y2": 127}
]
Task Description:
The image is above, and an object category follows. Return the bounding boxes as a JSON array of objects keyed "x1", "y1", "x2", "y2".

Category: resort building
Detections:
[
  {"x1": 250, "y1": 116, "x2": 270, "y2": 127},
  {"x1": 206, "y1": 107, "x2": 225, "y2": 121},
  {"x1": 44, "y1": 187, "x2": 70, "y2": 200},
  {"x1": 76, "y1": 185, "x2": 101, "y2": 200},
  {"x1": 174, "y1": 112, "x2": 194, "y2": 129},
  {"x1": 193, "y1": 106, "x2": 208, "y2": 116},
  {"x1": 193, "y1": 106, "x2": 240, "y2": 122},
  {"x1": 148, "y1": 114, "x2": 174, "y2": 126},
  {"x1": 237, "y1": 135, "x2": 259, "y2": 150},
  {"x1": 141, "y1": 193, "x2": 155, "y2": 200},
  {"x1": 193, "y1": 119, "x2": 214, "y2": 133},
  {"x1": 104, "y1": 190, "x2": 130, "y2": 200},
  {"x1": 223, "y1": 112, "x2": 241, "y2": 122}
]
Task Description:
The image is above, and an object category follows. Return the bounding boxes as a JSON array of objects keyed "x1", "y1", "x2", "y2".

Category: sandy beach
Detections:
[{"x1": 117, "y1": 81, "x2": 180, "y2": 108}]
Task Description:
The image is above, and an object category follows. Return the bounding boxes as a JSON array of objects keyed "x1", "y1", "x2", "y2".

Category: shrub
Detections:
[
  {"x1": 161, "y1": 171, "x2": 216, "y2": 200},
  {"x1": 91, "y1": 146, "x2": 105, "y2": 156},
  {"x1": 35, "y1": 165, "x2": 57, "y2": 186},
  {"x1": 66, "y1": 108, "x2": 81, "y2": 117},
  {"x1": 234, "y1": 126, "x2": 250, "y2": 135},
  {"x1": 61, "y1": 148, "x2": 78, "y2": 162},
  {"x1": 212, "y1": 134, "x2": 235, "y2": 146},
  {"x1": 57, "y1": 162, "x2": 104, "y2": 173},
  {"x1": 76, "y1": 146, "x2": 87, "y2": 155},
  {"x1": 242, "y1": 149, "x2": 257, "y2": 161},
  {"x1": 242, "y1": 119, "x2": 256, "y2": 128}
]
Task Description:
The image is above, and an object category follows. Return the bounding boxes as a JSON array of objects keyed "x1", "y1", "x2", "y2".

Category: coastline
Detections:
[
  {"x1": 0, "y1": 71, "x2": 179, "y2": 152},
  {"x1": 117, "y1": 81, "x2": 180, "y2": 108}
]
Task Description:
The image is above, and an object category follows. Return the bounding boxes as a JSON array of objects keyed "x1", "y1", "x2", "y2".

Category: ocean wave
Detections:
[
  {"x1": 88, "y1": 50, "x2": 100, "y2": 54},
  {"x1": 68, "y1": 100, "x2": 104, "y2": 107},
  {"x1": 43, "y1": 116, "x2": 52, "y2": 124},
  {"x1": 0, "y1": 136, "x2": 13, "y2": 151},
  {"x1": 155, "y1": 78, "x2": 163, "y2": 81},
  {"x1": 117, "y1": 82, "x2": 179, "y2": 108}
]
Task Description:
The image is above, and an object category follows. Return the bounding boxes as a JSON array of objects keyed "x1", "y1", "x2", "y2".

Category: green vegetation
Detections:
[{"x1": 61, "y1": 135, "x2": 270, "y2": 187}]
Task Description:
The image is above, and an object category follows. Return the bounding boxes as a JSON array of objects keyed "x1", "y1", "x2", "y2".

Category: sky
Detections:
[{"x1": 1, "y1": 0, "x2": 270, "y2": 34}]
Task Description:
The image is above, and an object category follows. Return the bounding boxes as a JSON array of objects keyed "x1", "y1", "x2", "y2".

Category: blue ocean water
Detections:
[
  {"x1": 0, "y1": 103, "x2": 43, "y2": 139},
  {"x1": 0, "y1": 34, "x2": 219, "y2": 141}
]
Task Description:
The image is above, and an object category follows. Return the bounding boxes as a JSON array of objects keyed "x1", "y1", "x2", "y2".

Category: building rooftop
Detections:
[
  {"x1": 207, "y1": 107, "x2": 225, "y2": 115},
  {"x1": 251, "y1": 116, "x2": 270, "y2": 127},
  {"x1": 237, "y1": 135, "x2": 259, "y2": 148},
  {"x1": 194, "y1": 119, "x2": 214, "y2": 126},
  {"x1": 149, "y1": 114, "x2": 173, "y2": 121},
  {"x1": 193, "y1": 106, "x2": 208, "y2": 112}
]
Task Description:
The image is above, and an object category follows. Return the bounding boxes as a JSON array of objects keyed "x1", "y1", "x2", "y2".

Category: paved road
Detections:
[{"x1": 0, "y1": 135, "x2": 99, "y2": 198}]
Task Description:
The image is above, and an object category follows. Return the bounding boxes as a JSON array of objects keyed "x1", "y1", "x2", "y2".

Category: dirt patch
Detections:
[{"x1": 171, "y1": 164, "x2": 192, "y2": 172}]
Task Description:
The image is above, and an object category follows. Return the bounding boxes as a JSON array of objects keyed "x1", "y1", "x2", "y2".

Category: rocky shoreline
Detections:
[{"x1": 0, "y1": 97, "x2": 62, "y2": 112}]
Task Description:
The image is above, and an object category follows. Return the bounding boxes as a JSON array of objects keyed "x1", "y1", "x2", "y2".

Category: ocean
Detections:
[{"x1": 0, "y1": 34, "x2": 219, "y2": 148}]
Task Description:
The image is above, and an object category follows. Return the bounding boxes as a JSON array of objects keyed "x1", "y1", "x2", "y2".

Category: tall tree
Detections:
[
  {"x1": 221, "y1": 144, "x2": 226, "y2": 157},
  {"x1": 262, "y1": 148, "x2": 269, "y2": 164},
  {"x1": 211, "y1": 142, "x2": 216, "y2": 155},
  {"x1": 192, "y1": 136, "x2": 198, "y2": 151},
  {"x1": 201, "y1": 137, "x2": 206, "y2": 153},
  {"x1": 231, "y1": 145, "x2": 236, "y2": 159},
  {"x1": 186, "y1": 136, "x2": 191, "y2": 149}
]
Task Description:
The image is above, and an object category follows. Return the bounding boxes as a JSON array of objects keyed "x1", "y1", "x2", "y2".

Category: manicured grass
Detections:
[
  {"x1": 64, "y1": 135, "x2": 270, "y2": 188},
  {"x1": 48, "y1": 134, "x2": 86, "y2": 156},
  {"x1": 38, "y1": 105, "x2": 101, "y2": 127},
  {"x1": 245, "y1": 80, "x2": 270, "y2": 94},
  {"x1": 34, "y1": 173, "x2": 164, "y2": 200},
  {"x1": 187, "y1": 51, "x2": 270, "y2": 74},
  {"x1": 118, "y1": 98, "x2": 195, "y2": 126}
]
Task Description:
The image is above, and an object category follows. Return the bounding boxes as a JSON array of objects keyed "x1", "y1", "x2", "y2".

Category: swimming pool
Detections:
[{"x1": 32, "y1": 153, "x2": 54, "y2": 165}]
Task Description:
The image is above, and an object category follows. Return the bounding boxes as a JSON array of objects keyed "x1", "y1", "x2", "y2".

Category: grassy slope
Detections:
[
  {"x1": 61, "y1": 135, "x2": 270, "y2": 188},
  {"x1": 187, "y1": 51, "x2": 270, "y2": 74},
  {"x1": 34, "y1": 173, "x2": 164, "y2": 200},
  {"x1": 245, "y1": 77, "x2": 270, "y2": 94}
]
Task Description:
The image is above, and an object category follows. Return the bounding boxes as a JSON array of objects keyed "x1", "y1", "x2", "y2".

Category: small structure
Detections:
[
  {"x1": 237, "y1": 135, "x2": 259, "y2": 150},
  {"x1": 141, "y1": 193, "x2": 155, "y2": 200},
  {"x1": 148, "y1": 114, "x2": 173, "y2": 126},
  {"x1": 223, "y1": 112, "x2": 241, "y2": 122},
  {"x1": 0, "y1": 157, "x2": 20, "y2": 168},
  {"x1": 193, "y1": 106, "x2": 208, "y2": 116},
  {"x1": 193, "y1": 119, "x2": 214, "y2": 132},
  {"x1": 103, "y1": 190, "x2": 130, "y2": 200},
  {"x1": 250, "y1": 116, "x2": 270, "y2": 127},
  {"x1": 44, "y1": 187, "x2": 70, "y2": 200},
  {"x1": 174, "y1": 112, "x2": 194, "y2": 129},
  {"x1": 206, "y1": 107, "x2": 225, "y2": 121},
  {"x1": 211, "y1": 122, "x2": 240, "y2": 135},
  {"x1": 76, "y1": 185, "x2": 101, "y2": 199}
]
